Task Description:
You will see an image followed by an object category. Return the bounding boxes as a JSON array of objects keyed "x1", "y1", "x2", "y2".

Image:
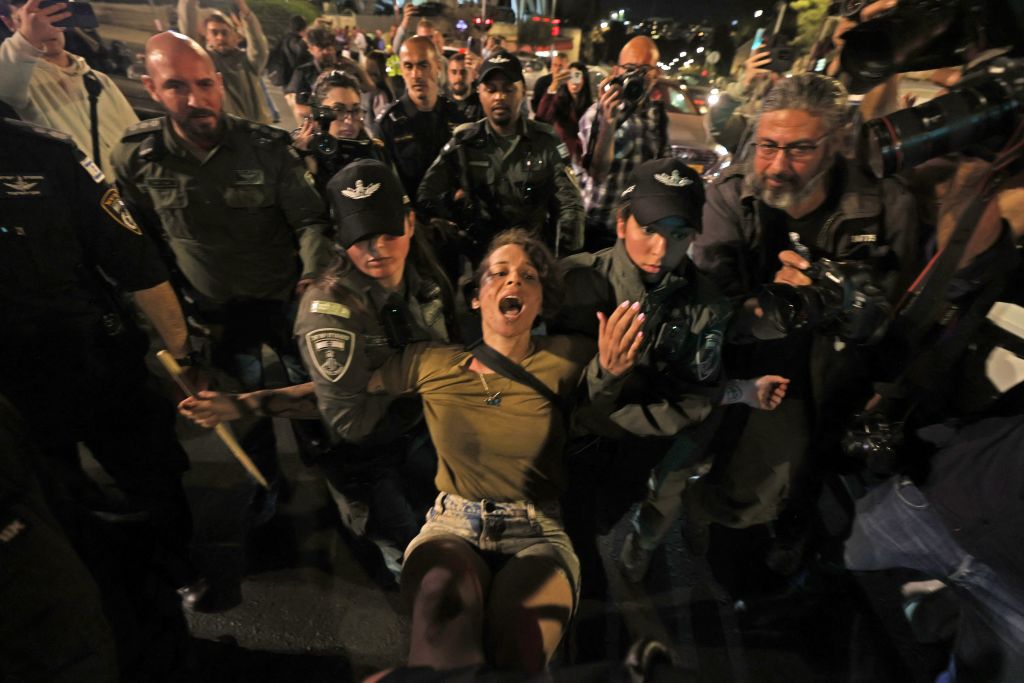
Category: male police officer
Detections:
[
  {"x1": 554, "y1": 158, "x2": 787, "y2": 584},
  {"x1": 112, "y1": 31, "x2": 333, "y2": 521},
  {"x1": 372, "y1": 35, "x2": 466, "y2": 202},
  {"x1": 0, "y1": 117, "x2": 204, "y2": 610},
  {"x1": 417, "y1": 49, "x2": 584, "y2": 266}
]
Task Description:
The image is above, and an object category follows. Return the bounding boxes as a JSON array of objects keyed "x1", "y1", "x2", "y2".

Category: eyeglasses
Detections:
[
  {"x1": 315, "y1": 105, "x2": 366, "y2": 121},
  {"x1": 751, "y1": 134, "x2": 830, "y2": 160}
]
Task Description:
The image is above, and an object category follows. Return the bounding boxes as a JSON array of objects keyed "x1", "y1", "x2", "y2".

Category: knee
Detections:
[{"x1": 414, "y1": 565, "x2": 482, "y2": 626}]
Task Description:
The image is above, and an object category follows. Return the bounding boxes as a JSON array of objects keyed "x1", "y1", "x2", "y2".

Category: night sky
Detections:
[{"x1": 598, "y1": 0, "x2": 770, "y2": 26}]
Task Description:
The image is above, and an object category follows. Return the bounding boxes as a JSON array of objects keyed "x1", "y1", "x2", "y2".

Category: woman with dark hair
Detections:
[
  {"x1": 292, "y1": 69, "x2": 389, "y2": 196},
  {"x1": 363, "y1": 50, "x2": 395, "y2": 123},
  {"x1": 357, "y1": 229, "x2": 643, "y2": 674},
  {"x1": 534, "y1": 61, "x2": 594, "y2": 167}
]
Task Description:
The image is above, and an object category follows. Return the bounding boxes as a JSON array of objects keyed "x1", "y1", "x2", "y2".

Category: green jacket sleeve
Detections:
[
  {"x1": 276, "y1": 146, "x2": 334, "y2": 278},
  {"x1": 551, "y1": 150, "x2": 585, "y2": 253}
]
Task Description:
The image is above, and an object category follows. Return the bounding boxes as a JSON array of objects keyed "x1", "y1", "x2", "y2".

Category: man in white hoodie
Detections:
[{"x1": 0, "y1": 0, "x2": 138, "y2": 177}]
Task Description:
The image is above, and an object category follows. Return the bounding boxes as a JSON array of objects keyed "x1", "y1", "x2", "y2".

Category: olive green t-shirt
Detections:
[{"x1": 379, "y1": 335, "x2": 596, "y2": 502}]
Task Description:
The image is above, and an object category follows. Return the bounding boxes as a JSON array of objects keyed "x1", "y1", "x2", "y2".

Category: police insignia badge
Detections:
[
  {"x1": 654, "y1": 170, "x2": 693, "y2": 188},
  {"x1": 488, "y1": 55, "x2": 510, "y2": 64},
  {"x1": 694, "y1": 329, "x2": 724, "y2": 382},
  {"x1": 310, "y1": 300, "x2": 351, "y2": 318},
  {"x1": 100, "y1": 188, "x2": 142, "y2": 234},
  {"x1": 79, "y1": 157, "x2": 105, "y2": 184},
  {"x1": 556, "y1": 142, "x2": 570, "y2": 160},
  {"x1": 306, "y1": 328, "x2": 355, "y2": 383},
  {"x1": 341, "y1": 180, "x2": 381, "y2": 200}
]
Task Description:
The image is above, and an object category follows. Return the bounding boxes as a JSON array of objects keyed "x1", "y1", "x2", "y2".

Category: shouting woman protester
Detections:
[{"x1": 183, "y1": 227, "x2": 645, "y2": 673}]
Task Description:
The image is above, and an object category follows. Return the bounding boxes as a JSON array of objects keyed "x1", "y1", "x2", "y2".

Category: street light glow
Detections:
[
  {"x1": 696, "y1": 46, "x2": 705, "y2": 54},
  {"x1": 754, "y1": 9, "x2": 764, "y2": 17}
]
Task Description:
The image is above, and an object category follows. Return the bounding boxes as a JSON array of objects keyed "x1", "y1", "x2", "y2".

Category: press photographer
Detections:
[
  {"x1": 833, "y1": 1, "x2": 1024, "y2": 676},
  {"x1": 578, "y1": 36, "x2": 669, "y2": 251},
  {"x1": 292, "y1": 70, "x2": 389, "y2": 198},
  {"x1": 685, "y1": 72, "x2": 919, "y2": 568}
]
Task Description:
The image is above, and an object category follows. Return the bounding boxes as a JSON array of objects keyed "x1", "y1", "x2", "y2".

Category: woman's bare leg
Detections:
[{"x1": 401, "y1": 538, "x2": 491, "y2": 670}]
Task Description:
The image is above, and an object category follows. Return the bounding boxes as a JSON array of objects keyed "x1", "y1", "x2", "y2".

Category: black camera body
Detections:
[
  {"x1": 757, "y1": 254, "x2": 892, "y2": 344},
  {"x1": 605, "y1": 67, "x2": 650, "y2": 106},
  {"x1": 841, "y1": 411, "x2": 906, "y2": 473}
]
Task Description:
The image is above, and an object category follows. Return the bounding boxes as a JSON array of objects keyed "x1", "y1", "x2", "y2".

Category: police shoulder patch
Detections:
[
  {"x1": 121, "y1": 117, "x2": 163, "y2": 141},
  {"x1": 100, "y1": 188, "x2": 142, "y2": 235},
  {"x1": 556, "y1": 142, "x2": 570, "y2": 161},
  {"x1": 305, "y1": 328, "x2": 356, "y2": 383},
  {"x1": 310, "y1": 300, "x2": 351, "y2": 319}
]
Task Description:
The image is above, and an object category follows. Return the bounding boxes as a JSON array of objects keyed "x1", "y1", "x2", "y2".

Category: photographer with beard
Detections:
[{"x1": 687, "y1": 73, "x2": 920, "y2": 568}]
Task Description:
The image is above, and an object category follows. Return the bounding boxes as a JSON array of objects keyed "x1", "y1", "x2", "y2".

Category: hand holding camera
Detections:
[{"x1": 597, "y1": 74, "x2": 624, "y2": 124}]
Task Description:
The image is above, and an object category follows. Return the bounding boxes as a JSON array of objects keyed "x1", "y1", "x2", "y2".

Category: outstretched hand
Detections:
[
  {"x1": 597, "y1": 301, "x2": 645, "y2": 377},
  {"x1": 5, "y1": 0, "x2": 70, "y2": 50},
  {"x1": 178, "y1": 390, "x2": 245, "y2": 428}
]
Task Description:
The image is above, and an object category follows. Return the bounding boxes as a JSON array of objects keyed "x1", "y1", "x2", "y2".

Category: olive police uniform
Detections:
[
  {"x1": 553, "y1": 160, "x2": 732, "y2": 578},
  {"x1": 0, "y1": 119, "x2": 195, "y2": 585},
  {"x1": 112, "y1": 114, "x2": 334, "y2": 500},
  {"x1": 451, "y1": 91, "x2": 483, "y2": 122},
  {"x1": 371, "y1": 94, "x2": 467, "y2": 202},
  {"x1": 294, "y1": 160, "x2": 453, "y2": 571},
  {"x1": 417, "y1": 49, "x2": 585, "y2": 269},
  {"x1": 416, "y1": 115, "x2": 585, "y2": 261}
]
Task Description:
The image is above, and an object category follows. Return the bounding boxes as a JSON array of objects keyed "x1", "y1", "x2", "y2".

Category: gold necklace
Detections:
[{"x1": 478, "y1": 373, "x2": 503, "y2": 406}]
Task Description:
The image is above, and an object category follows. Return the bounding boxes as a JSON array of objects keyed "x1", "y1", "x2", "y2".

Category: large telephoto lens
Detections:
[{"x1": 859, "y1": 62, "x2": 1023, "y2": 177}]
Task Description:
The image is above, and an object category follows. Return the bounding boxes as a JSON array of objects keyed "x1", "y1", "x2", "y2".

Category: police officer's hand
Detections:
[
  {"x1": 597, "y1": 75, "x2": 624, "y2": 125},
  {"x1": 5, "y1": 0, "x2": 70, "y2": 50},
  {"x1": 178, "y1": 390, "x2": 246, "y2": 428},
  {"x1": 774, "y1": 250, "x2": 813, "y2": 287},
  {"x1": 597, "y1": 300, "x2": 645, "y2": 377},
  {"x1": 752, "y1": 375, "x2": 789, "y2": 410}
]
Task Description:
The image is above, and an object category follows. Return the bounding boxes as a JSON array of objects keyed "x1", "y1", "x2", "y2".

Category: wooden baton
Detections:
[{"x1": 156, "y1": 350, "x2": 269, "y2": 489}]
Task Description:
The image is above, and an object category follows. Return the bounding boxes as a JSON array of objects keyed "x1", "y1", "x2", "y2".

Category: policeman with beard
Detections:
[
  {"x1": 687, "y1": 73, "x2": 920, "y2": 567},
  {"x1": 417, "y1": 50, "x2": 584, "y2": 270},
  {"x1": 112, "y1": 31, "x2": 333, "y2": 525},
  {"x1": 447, "y1": 52, "x2": 482, "y2": 121},
  {"x1": 372, "y1": 36, "x2": 466, "y2": 202}
]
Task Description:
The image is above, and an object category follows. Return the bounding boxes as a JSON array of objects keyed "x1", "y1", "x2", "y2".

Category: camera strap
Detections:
[
  {"x1": 82, "y1": 70, "x2": 103, "y2": 167},
  {"x1": 467, "y1": 339, "x2": 567, "y2": 417}
]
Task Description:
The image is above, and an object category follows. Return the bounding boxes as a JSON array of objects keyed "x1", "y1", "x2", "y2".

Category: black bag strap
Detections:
[
  {"x1": 82, "y1": 70, "x2": 103, "y2": 166},
  {"x1": 467, "y1": 339, "x2": 565, "y2": 414}
]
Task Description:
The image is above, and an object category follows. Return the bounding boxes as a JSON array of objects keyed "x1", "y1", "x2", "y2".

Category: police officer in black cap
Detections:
[
  {"x1": 0, "y1": 117, "x2": 205, "y2": 613},
  {"x1": 417, "y1": 49, "x2": 584, "y2": 271},
  {"x1": 554, "y1": 158, "x2": 788, "y2": 587},
  {"x1": 181, "y1": 160, "x2": 456, "y2": 575}
]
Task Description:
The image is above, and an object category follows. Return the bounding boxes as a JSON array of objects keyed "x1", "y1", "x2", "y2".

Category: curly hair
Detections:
[{"x1": 472, "y1": 229, "x2": 563, "y2": 320}]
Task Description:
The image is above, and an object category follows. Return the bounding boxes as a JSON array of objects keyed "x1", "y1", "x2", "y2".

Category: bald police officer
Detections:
[
  {"x1": 372, "y1": 35, "x2": 466, "y2": 202},
  {"x1": 417, "y1": 50, "x2": 584, "y2": 268},
  {"x1": 112, "y1": 32, "x2": 334, "y2": 520}
]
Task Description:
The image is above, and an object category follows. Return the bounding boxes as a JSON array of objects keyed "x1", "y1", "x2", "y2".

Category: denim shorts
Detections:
[{"x1": 403, "y1": 492, "x2": 581, "y2": 609}]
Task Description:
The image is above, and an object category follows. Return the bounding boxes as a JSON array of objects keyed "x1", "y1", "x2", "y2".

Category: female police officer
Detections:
[{"x1": 180, "y1": 160, "x2": 455, "y2": 574}]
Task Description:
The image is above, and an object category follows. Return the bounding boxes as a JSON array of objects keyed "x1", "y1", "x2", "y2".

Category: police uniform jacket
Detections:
[
  {"x1": 416, "y1": 116, "x2": 585, "y2": 255},
  {"x1": 0, "y1": 119, "x2": 168, "y2": 424},
  {"x1": 554, "y1": 240, "x2": 733, "y2": 439},
  {"x1": 371, "y1": 94, "x2": 466, "y2": 201},
  {"x1": 111, "y1": 115, "x2": 333, "y2": 306},
  {"x1": 294, "y1": 264, "x2": 450, "y2": 446}
]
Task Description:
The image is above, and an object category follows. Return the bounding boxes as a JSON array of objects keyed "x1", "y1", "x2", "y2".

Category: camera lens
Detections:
[{"x1": 859, "y1": 66, "x2": 1022, "y2": 177}]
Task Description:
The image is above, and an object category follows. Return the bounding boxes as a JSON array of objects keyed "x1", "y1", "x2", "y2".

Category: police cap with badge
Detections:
[
  {"x1": 475, "y1": 49, "x2": 525, "y2": 86},
  {"x1": 620, "y1": 158, "x2": 705, "y2": 233},
  {"x1": 326, "y1": 159, "x2": 410, "y2": 248}
]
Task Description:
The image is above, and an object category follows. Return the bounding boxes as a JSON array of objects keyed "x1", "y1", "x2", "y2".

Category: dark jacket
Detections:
[{"x1": 692, "y1": 156, "x2": 920, "y2": 418}]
